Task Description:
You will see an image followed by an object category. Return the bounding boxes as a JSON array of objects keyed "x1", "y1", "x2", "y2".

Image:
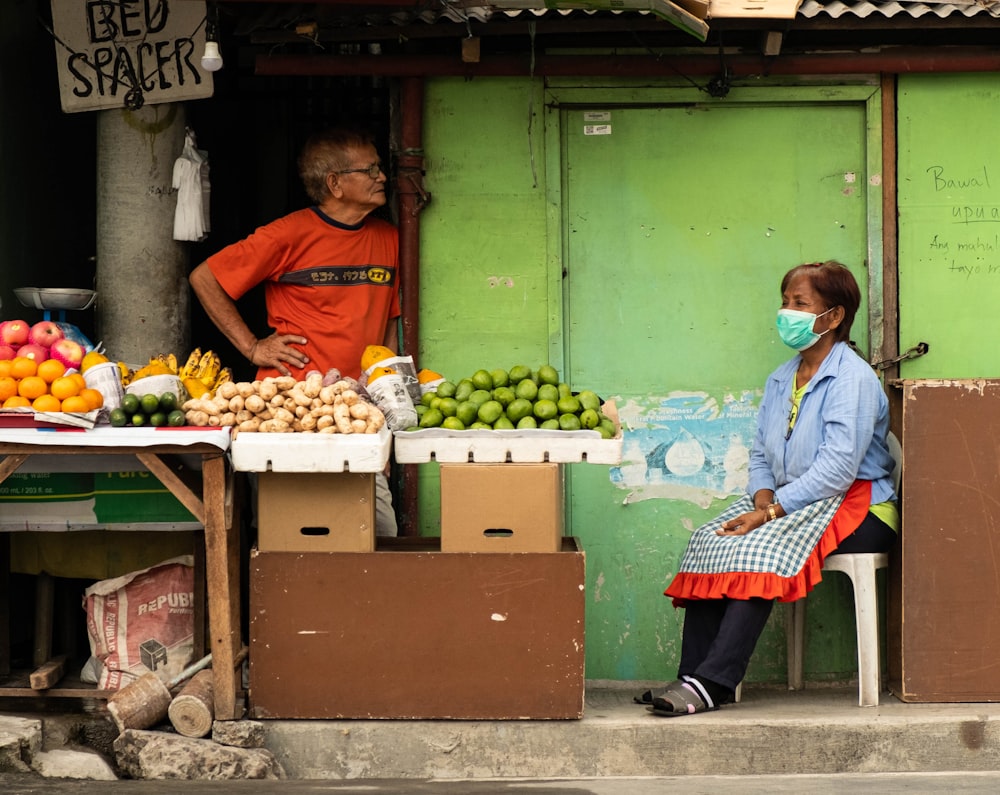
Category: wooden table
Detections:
[{"x1": 0, "y1": 425, "x2": 243, "y2": 719}]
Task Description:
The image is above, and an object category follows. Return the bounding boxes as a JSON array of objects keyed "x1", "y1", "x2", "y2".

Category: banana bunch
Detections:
[
  {"x1": 179, "y1": 348, "x2": 231, "y2": 399},
  {"x1": 127, "y1": 352, "x2": 178, "y2": 383}
]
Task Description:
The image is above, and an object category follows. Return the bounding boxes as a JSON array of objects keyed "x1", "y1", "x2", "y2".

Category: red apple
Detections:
[
  {"x1": 17, "y1": 343, "x2": 49, "y2": 361},
  {"x1": 50, "y1": 338, "x2": 84, "y2": 370},
  {"x1": 0, "y1": 319, "x2": 29, "y2": 347},
  {"x1": 28, "y1": 320, "x2": 65, "y2": 348},
  {"x1": 0, "y1": 344, "x2": 16, "y2": 361}
]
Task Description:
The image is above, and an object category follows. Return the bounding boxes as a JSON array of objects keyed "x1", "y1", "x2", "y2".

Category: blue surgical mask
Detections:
[{"x1": 776, "y1": 307, "x2": 833, "y2": 351}]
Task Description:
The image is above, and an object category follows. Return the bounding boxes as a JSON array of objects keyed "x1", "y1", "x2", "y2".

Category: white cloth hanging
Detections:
[{"x1": 173, "y1": 128, "x2": 211, "y2": 242}]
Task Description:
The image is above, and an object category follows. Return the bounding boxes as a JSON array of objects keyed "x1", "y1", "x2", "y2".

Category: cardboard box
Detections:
[
  {"x1": 440, "y1": 463, "x2": 563, "y2": 553},
  {"x1": 249, "y1": 537, "x2": 585, "y2": 719},
  {"x1": 256, "y1": 471, "x2": 374, "y2": 552}
]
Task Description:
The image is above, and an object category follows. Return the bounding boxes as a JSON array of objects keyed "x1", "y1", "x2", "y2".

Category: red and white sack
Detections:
[{"x1": 81, "y1": 555, "x2": 195, "y2": 690}]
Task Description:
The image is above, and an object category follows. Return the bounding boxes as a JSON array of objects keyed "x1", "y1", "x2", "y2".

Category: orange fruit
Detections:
[
  {"x1": 361, "y1": 344, "x2": 395, "y2": 372},
  {"x1": 79, "y1": 388, "x2": 105, "y2": 410},
  {"x1": 0, "y1": 376, "x2": 17, "y2": 403},
  {"x1": 10, "y1": 356, "x2": 37, "y2": 379},
  {"x1": 80, "y1": 351, "x2": 109, "y2": 373},
  {"x1": 69, "y1": 372, "x2": 87, "y2": 391},
  {"x1": 0, "y1": 361, "x2": 12, "y2": 378},
  {"x1": 60, "y1": 395, "x2": 90, "y2": 414},
  {"x1": 50, "y1": 376, "x2": 81, "y2": 401},
  {"x1": 3, "y1": 395, "x2": 31, "y2": 409},
  {"x1": 37, "y1": 358, "x2": 67, "y2": 384},
  {"x1": 31, "y1": 394, "x2": 62, "y2": 413},
  {"x1": 18, "y1": 376, "x2": 47, "y2": 400}
]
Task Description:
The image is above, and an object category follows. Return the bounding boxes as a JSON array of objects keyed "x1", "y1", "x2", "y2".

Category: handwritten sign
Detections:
[
  {"x1": 920, "y1": 165, "x2": 998, "y2": 280},
  {"x1": 51, "y1": 0, "x2": 213, "y2": 114}
]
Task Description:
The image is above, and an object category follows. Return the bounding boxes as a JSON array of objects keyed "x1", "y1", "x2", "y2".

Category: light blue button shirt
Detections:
[{"x1": 747, "y1": 341, "x2": 896, "y2": 514}]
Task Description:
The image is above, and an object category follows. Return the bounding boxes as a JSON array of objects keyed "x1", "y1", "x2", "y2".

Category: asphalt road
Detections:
[{"x1": 5, "y1": 773, "x2": 1000, "y2": 794}]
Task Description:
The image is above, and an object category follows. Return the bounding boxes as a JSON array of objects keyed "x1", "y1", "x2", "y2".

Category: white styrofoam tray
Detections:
[
  {"x1": 392, "y1": 428, "x2": 622, "y2": 464},
  {"x1": 229, "y1": 426, "x2": 391, "y2": 473}
]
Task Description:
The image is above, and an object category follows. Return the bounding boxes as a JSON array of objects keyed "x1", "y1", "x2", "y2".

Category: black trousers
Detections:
[{"x1": 677, "y1": 511, "x2": 895, "y2": 693}]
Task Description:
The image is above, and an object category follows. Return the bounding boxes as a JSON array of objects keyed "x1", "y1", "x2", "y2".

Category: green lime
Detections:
[
  {"x1": 159, "y1": 392, "x2": 178, "y2": 413},
  {"x1": 121, "y1": 393, "x2": 140, "y2": 415},
  {"x1": 467, "y1": 389, "x2": 492, "y2": 407},
  {"x1": 577, "y1": 390, "x2": 601, "y2": 412},
  {"x1": 469, "y1": 421, "x2": 493, "y2": 430},
  {"x1": 537, "y1": 384, "x2": 559, "y2": 403},
  {"x1": 597, "y1": 424, "x2": 614, "y2": 439},
  {"x1": 419, "y1": 408, "x2": 444, "y2": 428},
  {"x1": 599, "y1": 418, "x2": 617, "y2": 438},
  {"x1": 404, "y1": 426, "x2": 420, "y2": 432},
  {"x1": 455, "y1": 401, "x2": 479, "y2": 426},
  {"x1": 489, "y1": 369, "x2": 509, "y2": 388},
  {"x1": 471, "y1": 369, "x2": 494, "y2": 391},
  {"x1": 167, "y1": 409, "x2": 186, "y2": 427},
  {"x1": 506, "y1": 398, "x2": 533, "y2": 424},
  {"x1": 477, "y1": 400, "x2": 503, "y2": 425},
  {"x1": 558, "y1": 383, "x2": 573, "y2": 399},
  {"x1": 437, "y1": 397, "x2": 458, "y2": 417},
  {"x1": 493, "y1": 415, "x2": 514, "y2": 430},
  {"x1": 580, "y1": 408, "x2": 600, "y2": 429},
  {"x1": 557, "y1": 395, "x2": 581, "y2": 415},
  {"x1": 421, "y1": 391, "x2": 437, "y2": 407},
  {"x1": 131, "y1": 412, "x2": 146, "y2": 427},
  {"x1": 149, "y1": 412, "x2": 167, "y2": 428},
  {"x1": 415, "y1": 404, "x2": 429, "y2": 417},
  {"x1": 436, "y1": 381, "x2": 457, "y2": 398},
  {"x1": 514, "y1": 379, "x2": 538, "y2": 401},
  {"x1": 538, "y1": 364, "x2": 560, "y2": 386},
  {"x1": 140, "y1": 393, "x2": 160, "y2": 415},
  {"x1": 492, "y1": 386, "x2": 515, "y2": 407},
  {"x1": 559, "y1": 413, "x2": 582, "y2": 431},
  {"x1": 540, "y1": 418, "x2": 560, "y2": 430},
  {"x1": 109, "y1": 408, "x2": 127, "y2": 427},
  {"x1": 442, "y1": 416, "x2": 466, "y2": 431},
  {"x1": 516, "y1": 415, "x2": 538, "y2": 429},
  {"x1": 533, "y1": 398, "x2": 558, "y2": 421},
  {"x1": 454, "y1": 380, "x2": 475, "y2": 402},
  {"x1": 508, "y1": 365, "x2": 532, "y2": 385},
  {"x1": 429, "y1": 396, "x2": 442, "y2": 411}
]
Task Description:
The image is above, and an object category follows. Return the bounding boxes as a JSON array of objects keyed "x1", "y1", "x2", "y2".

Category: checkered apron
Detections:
[{"x1": 677, "y1": 493, "x2": 844, "y2": 579}]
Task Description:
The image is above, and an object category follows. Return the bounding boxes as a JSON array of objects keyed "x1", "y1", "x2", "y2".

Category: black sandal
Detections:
[
  {"x1": 633, "y1": 689, "x2": 655, "y2": 705},
  {"x1": 646, "y1": 681, "x2": 718, "y2": 718}
]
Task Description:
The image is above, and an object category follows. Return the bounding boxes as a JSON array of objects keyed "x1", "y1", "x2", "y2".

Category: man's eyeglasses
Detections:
[{"x1": 337, "y1": 163, "x2": 383, "y2": 180}]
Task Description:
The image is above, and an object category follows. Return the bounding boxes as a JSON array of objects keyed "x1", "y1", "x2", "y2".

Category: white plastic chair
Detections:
[{"x1": 738, "y1": 432, "x2": 900, "y2": 707}]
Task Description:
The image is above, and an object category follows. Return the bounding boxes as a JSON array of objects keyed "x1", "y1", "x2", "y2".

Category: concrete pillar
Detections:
[{"x1": 95, "y1": 104, "x2": 189, "y2": 365}]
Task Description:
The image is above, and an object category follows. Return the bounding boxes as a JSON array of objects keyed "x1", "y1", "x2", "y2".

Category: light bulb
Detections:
[{"x1": 201, "y1": 41, "x2": 223, "y2": 72}]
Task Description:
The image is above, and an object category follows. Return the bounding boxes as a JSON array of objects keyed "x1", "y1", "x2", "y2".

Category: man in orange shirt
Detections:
[{"x1": 190, "y1": 126, "x2": 399, "y2": 535}]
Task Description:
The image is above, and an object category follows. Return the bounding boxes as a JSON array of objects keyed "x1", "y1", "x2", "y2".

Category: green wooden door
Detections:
[{"x1": 554, "y1": 93, "x2": 879, "y2": 680}]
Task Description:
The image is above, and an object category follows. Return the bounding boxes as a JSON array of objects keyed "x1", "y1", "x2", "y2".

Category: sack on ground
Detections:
[{"x1": 81, "y1": 555, "x2": 195, "y2": 689}]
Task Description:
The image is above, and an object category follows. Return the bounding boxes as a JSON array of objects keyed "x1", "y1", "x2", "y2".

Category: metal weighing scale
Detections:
[{"x1": 13, "y1": 287, "x2": 97, "y2": 323}]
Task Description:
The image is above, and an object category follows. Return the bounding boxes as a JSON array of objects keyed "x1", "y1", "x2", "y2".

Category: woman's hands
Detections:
[{"x1": 716, "y1": 509, "x2": 769, "y2": 536}]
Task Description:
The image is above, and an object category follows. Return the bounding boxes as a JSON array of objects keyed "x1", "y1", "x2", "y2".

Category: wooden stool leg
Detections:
[
  {"x1": 0, "y1": 535, "x2": 10, "y2": 677},
  {"x1": 33, "y1": 572, "x2": 54, "y2": 668}
]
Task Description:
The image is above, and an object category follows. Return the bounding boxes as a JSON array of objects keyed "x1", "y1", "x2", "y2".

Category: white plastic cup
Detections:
[{"x1": 84, "y1": 361, "x2": 125, "y2": 411}]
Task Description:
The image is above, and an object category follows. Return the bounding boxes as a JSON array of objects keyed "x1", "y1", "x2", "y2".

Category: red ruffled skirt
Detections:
[{"x1": 665, "y1": 480, "x2": 872, "y2": 607}]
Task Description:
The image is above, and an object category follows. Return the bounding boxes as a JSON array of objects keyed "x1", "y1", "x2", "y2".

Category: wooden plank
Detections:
[
  {"x1": 135, "y1": 452, "x2": 206, "y2": 525},
  {"x1": 0, "y1": 535, "x2": 9, "y2": 677},
  {"x1": 0, "y1": 454, "x2": 29, "y2": 486},
  {"x1": 202, "y1": 454, "x2": 241, "y2": 719},
  {"x1": 32, "y1": 573, "x2": 54, "y2": 668},
  {"x1": 30, "y1": 655, "x2": 67, "y2": 690}
]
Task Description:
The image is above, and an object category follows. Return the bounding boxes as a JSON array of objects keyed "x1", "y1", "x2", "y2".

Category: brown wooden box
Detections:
[
  {"x1": 439, "y1": 463, "x2": 564, "y2": 552},
  {"x1": 248, "y1": 537, "x2": 585, "y2": 719},
  {"x1": 256, "y1": 471, "x2": 374, "y2": 553},
  {"x1": 889, "y1": 379, "x2": 1000, "y2": 702}
]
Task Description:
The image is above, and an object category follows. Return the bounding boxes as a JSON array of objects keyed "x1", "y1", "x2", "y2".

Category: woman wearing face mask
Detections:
[{"x1": 638, "y1": 260, "x2": 899, "y2": 717}]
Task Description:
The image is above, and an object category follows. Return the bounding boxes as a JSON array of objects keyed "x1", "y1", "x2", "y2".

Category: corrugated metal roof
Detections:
[{"x1": 798, "y1": 0, "x2": 1000, "y2": 18}]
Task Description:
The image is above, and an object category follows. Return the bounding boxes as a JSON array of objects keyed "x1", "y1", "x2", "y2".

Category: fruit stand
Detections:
[{"x1": 0, "y1": 425, "x2": 244, "y2": 719}]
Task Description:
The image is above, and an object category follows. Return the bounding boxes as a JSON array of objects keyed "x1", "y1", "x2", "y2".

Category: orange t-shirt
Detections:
[{"x1": 207, "y1": 208, "x2": 399, "y2": 380}]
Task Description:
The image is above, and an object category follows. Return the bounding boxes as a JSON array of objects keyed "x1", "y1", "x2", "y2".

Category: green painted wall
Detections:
[
  {"x1": 898, "y1": 72, "x2": 1000, "y2": 379},
  {"x1": 420, "y1": 77, "x2": 885, "y2": 685}
]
